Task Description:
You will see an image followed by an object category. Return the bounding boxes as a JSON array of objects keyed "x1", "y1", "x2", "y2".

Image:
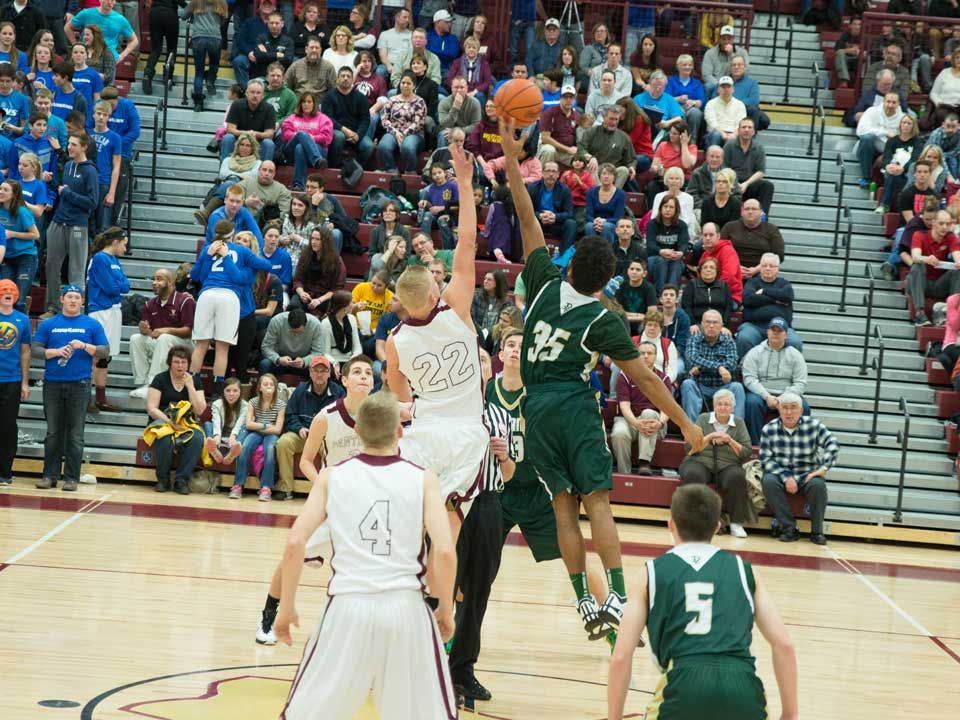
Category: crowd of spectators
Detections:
[{"x1": 0, "y1": 2, "x2": 843, "y2": 543}]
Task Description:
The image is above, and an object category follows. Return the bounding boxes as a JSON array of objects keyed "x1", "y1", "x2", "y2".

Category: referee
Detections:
[{"x1": 448, "y1": 347, "x2": 514, "y2": 703}]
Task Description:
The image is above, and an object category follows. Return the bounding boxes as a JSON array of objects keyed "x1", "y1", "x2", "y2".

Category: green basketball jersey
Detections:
[
  {"x1": 486, "y1": 377, "x2": 540, "y2": 488},
  {"x1": 520, "y1": 247, "x2": 639, "y2": 389},
  {"x1": 646, "y1": 544, "x2": 757, "y2": 671}
]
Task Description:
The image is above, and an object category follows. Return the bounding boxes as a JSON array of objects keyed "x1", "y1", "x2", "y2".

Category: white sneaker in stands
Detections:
[
  {"x1": 258, "y1": 487, "x2": 272, "y2": 502},
  {"x1": 730, "y1": 523, "x2": 748, "y2": 538},
  {"x1": 229, "y1": 484, "x2": 242, "y2": 499}
]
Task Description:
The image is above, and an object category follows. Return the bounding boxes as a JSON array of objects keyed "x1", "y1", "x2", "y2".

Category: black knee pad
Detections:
[{"x1": 95, "y1": 356, "x2": 111, "y2": 369}]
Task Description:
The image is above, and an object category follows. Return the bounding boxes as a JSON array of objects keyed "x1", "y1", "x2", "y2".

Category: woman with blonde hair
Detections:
[
  {"x1": 700, "y1": 167, "x2": 741, "y2": 230},
  {"x1": 322, "y1": 25, "x2": 357, "y2": 74},
  {"x1": 876, "y1": 113, "x2": 924, "y2": 214}
]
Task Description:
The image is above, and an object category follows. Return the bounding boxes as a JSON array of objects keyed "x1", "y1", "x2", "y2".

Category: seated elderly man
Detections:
[
  {"x1": 865, "y1": 44, "x2": 911, "y2": 96},
  {"x1": 581, "y1": 103, "x2": 637, "y2": 188},
  {"x1": 687, "y1": 145, "x2": 727, "y2": 209},
  {"x1": 742, "y1": 317, "x2": 809, "y2": 444},
  {"x1": 855, "y1": 92, "x2": 904, "y2": 189},
  {"x1": 906, "y1": 209, "x2": 960, "y2": 326},
  {"x1": 723, "y1": 117, "x2": 774, "y2": 213},
  {"x1": 129, "y1": 268, "x2": 196, "y2": 399},
  {"x1": 632, "y1": 70, "x2": 687, "y2": 136},
  {"x1": 736, "y1": 253, "x2": 802, "y2": 358},
  {"x1": 703, "y1": 77, "x2": 746, "y2": 151},
  {"x1": 610, "y1": 340, "x2": 672, "y2": 475},
  {"x1": 528, "y1": 161, "x2": 577, "y2": 252},
  {"x1": 681, "y1": 309, "x2": 745, "y2": 421},
  {"x1": 728, "y1": 55, "x2": 763, "y2": 130},
  {"x1": 259, "y1": 308, "x2": 326, "y2": 378},
  {"x1": 761, "y1": 392, "x2": 839, "y2": 545},
  {"x1": 844, "y1": 68, "x2": 909, "y2": 129}
]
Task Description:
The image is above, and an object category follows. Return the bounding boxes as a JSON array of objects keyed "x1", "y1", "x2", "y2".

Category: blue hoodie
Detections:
[
  {"x1": 190, "y1": 242, "x2": 272, "y2": 316},
  {"x1": 8, "y1": 133, "x2": 57, "y2": 181},
  {"x1": 52, "y1": 158, "x2": 99, "y2": 226},
  {"x1": 95, "y1": 96, "x2": 141, "y2": 159},
  {"x1": 205, "y1": 206, "x2": 264, "y2": 247},
  {"x1": 86, "y1": 250, "x2": 130, "y2": 312}
]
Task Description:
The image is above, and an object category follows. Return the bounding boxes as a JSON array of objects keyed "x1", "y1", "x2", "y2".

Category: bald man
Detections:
[{"x1": 128, "y1": 268, "x2": 197, "y2": 398}]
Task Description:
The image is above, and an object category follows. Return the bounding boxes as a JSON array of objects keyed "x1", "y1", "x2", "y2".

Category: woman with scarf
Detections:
[{"x1": 319, "y1": 290, "x2": 362, "y2": 363}]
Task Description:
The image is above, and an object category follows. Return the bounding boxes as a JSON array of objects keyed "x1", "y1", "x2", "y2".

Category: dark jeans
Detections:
[
  {"x1": 543, "y1": 218, "x2": 578, "y2": 252},
  {"x1": 281, "y1": 131, "x2": 328, "y2": 188},
  {"x1": 42, "y1": 379, "x2": 90, "y2": 483},
  {"x1": 152, "y1": 423, "x2": 205, "y2": 486},
  {"x1": 112, "y1": 157, "x2": 132, "y2": 231},
  {"x1": 449, "y1": 490, "x2": 503, "y2": 683},
  {"x1": 1, "y1": 253, "x2": 38, "y2": 313},
  {"x1": 258, "y1": 358, "x2": 311, "y2": 378},
  {"x1": 145, "y1": 7, "x2": 179, "y2": 79},
  {"x1": 192, "y1": 36, "x2": 221, "y2": 97},
  {"x1": 906, "y1": 265, "x2": 960, "y2": 317},
  {"x1": 761, "y1": 472, "x2": 828, "y2": 535},
  {"x1": 328, "y1": 129, "x2": 375, "y2": 169},
  {"x1": 0, "y1": 381, "x2": 22, "y2": 478},
  {"x1": 744, "y1": 394, "x2": 810, "y2": 445},
  {"x1": 678, "y1": 459, "x2": 750, "y2": 524}
]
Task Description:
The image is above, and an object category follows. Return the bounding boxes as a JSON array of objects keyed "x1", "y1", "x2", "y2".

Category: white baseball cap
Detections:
[
  {"x1": 561, "y1": 84, "x2": 576, "y2": 96},
  {"x1": 720, "y1": 25, "x2": 735, "y2": 36},
  {"x1": 433, "y1": 9, "x2": 453, "y2": 23},
  {"x1": 544, "y1": 18, "x2": 561, "y2": 28},
  {"x1": 718, "y1": 75, "x2": 734, "y2": 86}
]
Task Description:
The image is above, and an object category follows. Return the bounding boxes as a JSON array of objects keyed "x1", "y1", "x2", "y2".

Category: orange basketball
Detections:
[{"x1": 494, "y1": 78, "x2": 544, "y2": 127}]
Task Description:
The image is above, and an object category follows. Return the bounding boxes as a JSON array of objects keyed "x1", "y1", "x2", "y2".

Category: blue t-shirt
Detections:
[
  {"x1": 44, "y1": 112, "x2": 68, "y2": 147},
  {"x1": 425, "y1": 180, "x2": 457, "y2": 210},
  {"x1": 20, "y1": 178, "x2": 49, "y2": 208},
  {"x1": 541, "y1": 87, "x2": 561, "y2": 110},
  {"x1": 90, "y1": 127, "x2": 121, "y2": 186},
  {"x1": 263, "y1": 247, "x2": 293, "y2": 287},
  {"x1": 632, "y1": 90, "x2": 683, "y2": 123},
  {"x1": 34, "y1": 312, "x2": 108, "y2": 382},
  {"x1": 0, "y1": 49, "x2": 29, "y2": 71},
  {"x1": 72, "y1": 9, "x2": 135, "y2": 60},
  {"x1": 71, "y1": 67, "x2": 104, "y2": 120},
  {"x1": 540, "y1": 187, "x2": 555, "y2": 213},
  {"x1": 0, "y1": 308, "x2": 31, "y2": 382},
  {"x1": 0, "y1": 206, "x2": 34, "y2": 257},
  {"x1": 32, "y1": 69, "x2": 56, "y2": 92},
  {"x1": 0, "y1": 90, "x2": 31, "y2": 138},
  {"x1": 52, "y1": 87, "x2": 87, "y2": 121},
  {"x1": 510, "y1": 0, "x2": 536, "y2": 21}
]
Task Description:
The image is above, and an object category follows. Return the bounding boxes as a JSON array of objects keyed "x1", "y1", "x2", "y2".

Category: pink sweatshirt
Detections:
[
  {"x1": 483, "y1": 155, "x2": 542, "y2": 184},
  {"x1": 280, "y1": 112, "x2": 334, "y2": 148},
  {"x1": 945, "y1": 293, "x2": 960, "y2": 348}
]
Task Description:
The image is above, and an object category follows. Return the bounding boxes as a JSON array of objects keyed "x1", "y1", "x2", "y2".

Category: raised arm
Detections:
[
  {"x1": 753, "y1": 572, "x2": 798, "y2": 720},
  {"x1": 499, "y1": 118, "x2": 545, "y2": 262},
  {"x1": 439, "y1": 143, "x2": 478, "y2": 318}
]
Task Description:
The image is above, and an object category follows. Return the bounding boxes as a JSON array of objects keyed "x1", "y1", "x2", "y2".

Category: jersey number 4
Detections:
[
  {"x1": 358, "y1": 500, "x2": 392, "y2": 556},
  {"x1": 527, "y1": 320, "x2": 571, "y2": 363},
  {"x1": 683, "y1": 582, "x2": 715, "y2": 635}
]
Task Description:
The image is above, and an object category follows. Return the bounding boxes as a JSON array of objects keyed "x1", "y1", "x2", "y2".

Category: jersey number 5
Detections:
[
  {"x1": 683, "y1": 582, "x2": 714, "y2": 635},
  {"x1": 527, "y1": 320, "x2": 571, "y2": 363},
  {"x1": 358, "y1": 500, "x2": 392, "y2": 556}
]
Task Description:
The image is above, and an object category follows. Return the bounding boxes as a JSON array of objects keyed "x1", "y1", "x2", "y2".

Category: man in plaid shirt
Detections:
[
  {"x1": 760, "y1": 392, "x2": 839, "y2": 546},
  {"x1": 680, "y1": 309, "x2": 745, "y2": 421}
]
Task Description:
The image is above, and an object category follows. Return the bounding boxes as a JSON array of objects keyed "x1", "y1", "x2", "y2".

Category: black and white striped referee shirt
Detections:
[{"x1": 481, "y1": 402, "x2": 512, "y2": 493}]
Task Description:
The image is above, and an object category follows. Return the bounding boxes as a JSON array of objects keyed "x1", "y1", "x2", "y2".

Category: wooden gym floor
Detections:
[{"x1": 1, "y1": 481, "x2": 958, "y2": 720}]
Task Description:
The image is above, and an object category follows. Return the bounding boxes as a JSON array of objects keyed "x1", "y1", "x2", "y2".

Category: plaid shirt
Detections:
[
  {"x1": 760, "y1": 416, "x2": 839, "y2": 483},
  {"x1": 684, "y1": 333, "x2": 739, "y2": 388}
]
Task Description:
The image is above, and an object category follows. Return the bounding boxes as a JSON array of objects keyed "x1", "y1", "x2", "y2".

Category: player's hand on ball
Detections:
[
  {"x1": 683, "y1": 423, "x2": 707, "y2": 454},
  {"x1": 497, "y1": 117, "x2": 528, "y2": 159},
  {"x1": 436, "y1": 608, "x2": 455, "y2": 643},
  {"x1": 274, "y1": 608, "x2": 299, "y2": 646}
]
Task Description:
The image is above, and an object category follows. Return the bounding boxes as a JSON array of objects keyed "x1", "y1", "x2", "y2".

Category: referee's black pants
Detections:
[{"x1": 448, "y1": 490, "x2": 504, "y2": 683}]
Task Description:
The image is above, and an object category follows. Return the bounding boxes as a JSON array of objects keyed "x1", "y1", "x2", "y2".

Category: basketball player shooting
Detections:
[
  {"x1": 385, "y1": 143, "x2": 488, "y2": 585},
  {"x1": 498, "y1": 117, "x2": 707, "y2": 640},
  {"x1": 274, "y1": 391, "x2": 459, "y2": 720}
]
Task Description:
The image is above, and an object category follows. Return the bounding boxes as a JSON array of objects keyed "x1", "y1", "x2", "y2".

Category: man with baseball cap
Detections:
[
  {"x1": 31, "y1": 284, "x2": 109, "y2": 491},
  {"x1": 539, "y1": 83, "x2": 580, "y2": 168},
  {"x1": 273, "y1": 354, "x2": 345, "y2": 501},
  {"x1": 704, "y1": 75, "x2": 747, "y2": 149},
  {"x1": 427, "y1": 9, "x2": 460, "y2": 76},
  {"x1": 0, "y1": 279, "x2": 31, "y2": 485},
  {"x1": 527, "y1": 17, "x2": 563, "y2": 76},
  {"x1": 742, "y1": 316, "x2": 810, "y2": 444},
  {"x1": 702, "y1": 24, "x2": 751, "y2": 97}
]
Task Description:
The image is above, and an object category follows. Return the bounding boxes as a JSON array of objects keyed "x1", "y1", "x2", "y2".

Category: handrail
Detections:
[
  {"x1": 868, "y1": 324, "x2": 885, "y2": 444},
  {"x1": 781, "y1": 16, "x2": 795, "y2": 103},
  {"x1": 770, "y1": 0, "x2": 780, "y2": 62},
  {"x1": 181, "y1": 22, "x2": 191, "y2": 107},
  {"x1": 859, "y1": 263, "x2": 876, "y2": 375},
  {"x1": 830, "y1": 153, "x2": 845, "y2": 251},
  {"x1": 838, "y1": 207, "x2": 854, "y2": 311},
  {"x1": 811, "y1": 105, "x2": 827, "y2": 202},
  {"x1": 893, "y1": 396, "x2": 910, "y2": 523},
  {"x1": 149, "y1": 102, "x2": 161, "y2": 201},
  {"x1": 124, "y1": 152, "x2": 135, "y2": 242},
  {"x1": 807, "y1": 61, "x2": 820, "y2": 155},
  {"x1": 160, "y1": 51, "x2": 175, "y2": 151},
  {"x1": 767, "y1": 0, "x2": 778, "y2": 28}
]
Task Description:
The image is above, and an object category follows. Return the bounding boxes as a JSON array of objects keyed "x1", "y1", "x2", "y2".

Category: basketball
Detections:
[{"x1": 494, "y1": 79, "x2": 544, "y2": 127}]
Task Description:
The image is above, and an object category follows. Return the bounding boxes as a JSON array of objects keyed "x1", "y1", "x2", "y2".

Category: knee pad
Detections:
[{"x1": 96, "y1": 356, "x2": 111, "y2": 369}]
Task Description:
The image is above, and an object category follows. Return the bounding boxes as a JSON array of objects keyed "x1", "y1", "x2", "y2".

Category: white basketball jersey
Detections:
[
  {"x1": 326, "y1": 455, "x2": 426, "y2": 596},
  {"x1": 322, "y1": 398, "x2": 364, "y2": 466},
  {"x1": 392, "y1": 302, "x2": 484, "y2": 421}
]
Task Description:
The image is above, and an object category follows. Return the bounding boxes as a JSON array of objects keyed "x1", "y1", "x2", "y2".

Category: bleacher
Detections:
[{"x1": 10, "y1": 1, "x2": 960, "y2": 546}]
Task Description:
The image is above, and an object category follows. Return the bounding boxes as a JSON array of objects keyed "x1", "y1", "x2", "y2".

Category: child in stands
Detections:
[
  {"x1": 204, "y1": 377, "x2": 247, "y2": 464},
  {"x1": 232, "y1": 372, "x2": 286, "y2": 502}
]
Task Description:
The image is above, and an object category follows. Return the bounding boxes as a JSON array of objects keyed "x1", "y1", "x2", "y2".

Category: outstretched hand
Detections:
[
  {"x1": 683, "y1": 423, "x2": 707, "y2": 454},
  {"x1": 448, "y1": 142, "x2": 474, "y2": 179},
  {"x1": 498, "y1": 117, "x2": 528, "y2": 160}
]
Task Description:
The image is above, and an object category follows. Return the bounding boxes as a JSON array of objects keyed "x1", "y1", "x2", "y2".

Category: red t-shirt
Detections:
[
  {"x1": 627, "y1": 119, "x2": 653, "y2": 158},
  {"x1": 540, "y1": 106, "x2": 580, "y2": 149},
  {"x1": 654, "y1": 142, "x2": 698, "y2": 179},
  {"x1": 911, "y1": 230, "x2": 960, "y2": 279}
]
